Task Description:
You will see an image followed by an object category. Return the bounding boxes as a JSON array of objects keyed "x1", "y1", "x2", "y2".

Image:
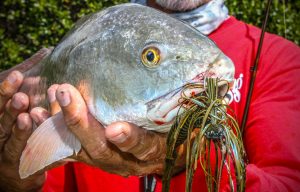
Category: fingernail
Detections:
[
  {"x1": 30, "y1": 113, "x2": 40, "y2": 125},
  {"x1": 17, "y1": 120, "x2": 26, "y2": 130},
  {"x1": 17, "y1": 114, "x2": 29, "y2": 130},
  {"x1": 57, "y1": 89, "x2": 71, "y2": 107},
  {"x1": 31, "y1": 107, "x2": 48, "y2": 124},
  {"x1": 12, "y1": 97, "x2": 24, "y2": 110},
  {"x1": 7, "y1": 72, "x2": 17, "y2": 84},
  {"x1": 109, "y1": 132, "x2": 127, "y2": 143}
]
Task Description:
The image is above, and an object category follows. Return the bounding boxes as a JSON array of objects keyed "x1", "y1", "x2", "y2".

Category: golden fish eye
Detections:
[{"x1": 141, "y1": 47, "x2": 161, "y2": 68}]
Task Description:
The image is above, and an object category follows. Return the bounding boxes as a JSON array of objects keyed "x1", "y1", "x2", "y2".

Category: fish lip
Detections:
[
  {"x1": 146, "y1": 74, "x2": 230, "y2": 126},
  {"x1": 145, "y1": 72, "x2": 207, "y2": 106},
  {"x1": 146, "y1": 83, "x2": 204, "y2": 126},
  {"x1": 145, "y1": 73, "x2": 207, "y2": 126},
  {"x1": 145, "y1": 86, "x2": 182, "y2": 107}
]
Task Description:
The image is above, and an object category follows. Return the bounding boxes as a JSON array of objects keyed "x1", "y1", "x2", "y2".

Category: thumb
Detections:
[
  {"x1": 55, "y1": 84, "x2": 89, "y2": 134},
  {"x1": 55, "y1": 84, "x2": 106, "y2": 152}
]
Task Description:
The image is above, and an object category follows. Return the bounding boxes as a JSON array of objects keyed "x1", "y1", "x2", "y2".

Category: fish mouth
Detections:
[
  {"x1": 146, "y1": 53, "x2": 234, "y2": 131},
  {"x1": 146, "y1": 75, "x2": 229, "y2": 127}
]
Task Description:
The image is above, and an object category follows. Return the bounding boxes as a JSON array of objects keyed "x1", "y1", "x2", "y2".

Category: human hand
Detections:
[
  {"x1": 0, "y1": 71, "x2": 46, "y2": 192},
  {"x1": 46, "y1": 83, "x2": 187, "y2": 177}
]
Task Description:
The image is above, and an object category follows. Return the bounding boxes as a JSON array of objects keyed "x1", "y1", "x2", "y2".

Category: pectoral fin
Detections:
[{"x1": 19, "y1": 112, "x2": 81, "y2": 179}]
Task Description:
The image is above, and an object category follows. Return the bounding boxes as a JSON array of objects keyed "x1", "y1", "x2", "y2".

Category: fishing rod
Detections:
[{"x1": 241, "y1": 0, "x2": 273, "y2": 135}]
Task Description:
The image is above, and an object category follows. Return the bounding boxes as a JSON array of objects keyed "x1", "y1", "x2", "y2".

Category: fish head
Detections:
[{"x1": 41, "y1": 3, "x2": 234, "y2": 132}]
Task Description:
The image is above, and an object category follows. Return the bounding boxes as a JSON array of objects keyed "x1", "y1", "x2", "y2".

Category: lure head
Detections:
[{"x1": 41, "y1": 3, "x2": 235, "y2": 132}]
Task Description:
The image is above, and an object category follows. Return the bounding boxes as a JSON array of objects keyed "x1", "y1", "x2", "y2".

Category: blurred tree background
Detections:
[{"x1": 0, "y1": 0, "x2": 299, "y2": 71}]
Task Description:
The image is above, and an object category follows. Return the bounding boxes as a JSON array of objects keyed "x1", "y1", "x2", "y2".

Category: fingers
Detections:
[
  {"x1": 0, "y1": 93, "x2": 29, "y2": 150},
  {"x1": 0, "y1": 71, "x2": 24, "y2": 113},
  {"x1": 3, "y1": 113, "x2": 33, "y2": 164},
  {"x1": 47, "y1": 84, "x2": 60, "y2": 115},
  {"x1": 30, "y1": 107, "x2": 50, "y2": 126},
  {"x1": 20, "y1": 76, "x2": 43, "y2": 109},
  {"x1": 0, "y1": 93, "x2": 29, "y2": 133},
  {"x1": 106, "y1": 122, "x2": 167, "y2": 161}
]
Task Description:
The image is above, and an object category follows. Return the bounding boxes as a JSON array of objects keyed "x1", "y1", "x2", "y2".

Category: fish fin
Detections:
[{"x1": 19, "y1": 112, "x2": 81, "y2": 179}]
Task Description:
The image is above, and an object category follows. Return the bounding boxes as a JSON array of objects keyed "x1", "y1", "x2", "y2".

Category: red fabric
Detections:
[
  {"x1": 43, "y1": 166, "x2": 65, "y2": 192},
  {"x1": 43, "y1": 17, "x2": 300, "y2": 191}
]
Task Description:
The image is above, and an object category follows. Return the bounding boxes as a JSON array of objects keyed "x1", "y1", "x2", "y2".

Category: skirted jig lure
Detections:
[{"x1": 162, "y1": 78, "x2": 246, "y2": 192}]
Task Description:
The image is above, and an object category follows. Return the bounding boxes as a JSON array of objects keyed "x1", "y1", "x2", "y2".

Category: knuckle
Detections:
[
  {"x1": 136, "y1": 146, "x2": 158, "y2": 161},
  {"x1": 87, "y1": 141, "x2": 113, "y2": 160},
  {"x1": 0, "y1": 124, "x2": 9, "y2": 140},
  {"x1": 136, "y1": 133, "x2": 166, "y2": 161},
  {"x1": 3, "y1": 145, "x2": 18, "y2": 165},
  {"x1": 5, "y1": 103, "x2": 16, "y2": 119},
  {"x1": 0, "y1": 85, "x2": 10, "y2": 98},
  {"x1": 0, "y1": 82, "x2": 18, "y2": 99},
  {"x1": 64, "y1": 110, "x2": 82, "y2": 128},
  {"x1": 0, "y1": 110, "x2": 16, "y2": 131}
]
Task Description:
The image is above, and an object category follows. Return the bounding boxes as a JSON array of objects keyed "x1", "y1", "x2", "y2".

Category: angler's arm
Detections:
[{"x1": 242, "y1": 38, "x2": 300, "y2": 191}]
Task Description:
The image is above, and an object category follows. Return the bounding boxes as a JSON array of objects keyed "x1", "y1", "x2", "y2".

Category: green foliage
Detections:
[
  {"x1": 0, "y1": 0, "x2": 299, "y2": 71},
  {"x1": 226, "y1": 0, "x2": 300, "y2": 45},
  {"x1": 0, "y1": 0, "x2": 127, "y2": 71}
]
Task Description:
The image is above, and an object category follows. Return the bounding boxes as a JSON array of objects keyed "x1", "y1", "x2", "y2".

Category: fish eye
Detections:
[{"x1": 141, "y1": 47, "x2": 161, "y2": 68}]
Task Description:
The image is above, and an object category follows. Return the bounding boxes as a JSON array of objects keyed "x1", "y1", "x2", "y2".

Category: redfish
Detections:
[{"x1": 19, "y1": 3, "x2": 234, "y2": 179}]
